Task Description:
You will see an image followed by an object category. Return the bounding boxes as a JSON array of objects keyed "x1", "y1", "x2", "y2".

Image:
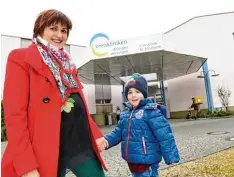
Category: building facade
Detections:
[{"x1": 1, "y1": 12, "x2": 234, "y2": 118}]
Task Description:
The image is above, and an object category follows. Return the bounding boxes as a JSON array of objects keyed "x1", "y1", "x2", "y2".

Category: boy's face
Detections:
[{"x1": 127, "y1": 88, "x2": 144, "y2": 108}]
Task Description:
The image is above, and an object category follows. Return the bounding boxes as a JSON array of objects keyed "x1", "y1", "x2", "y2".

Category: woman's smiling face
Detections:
[{"x1": 42, "y1": 23, "x2": 68, "y2": 49}]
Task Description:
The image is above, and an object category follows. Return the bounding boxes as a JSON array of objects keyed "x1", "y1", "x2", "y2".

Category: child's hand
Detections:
[{"x1": 96, "y1": 137, "x2": 108, "y2": 152}]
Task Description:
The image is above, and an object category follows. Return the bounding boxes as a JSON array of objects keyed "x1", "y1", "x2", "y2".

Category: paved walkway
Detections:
[{"x1": 2, "y1": 118, "x2": 234, "y2": 177}]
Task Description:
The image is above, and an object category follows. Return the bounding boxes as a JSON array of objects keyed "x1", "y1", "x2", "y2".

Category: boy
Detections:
[{"x1": 97, "y1": 73, "x2": 180, "y2": 177}]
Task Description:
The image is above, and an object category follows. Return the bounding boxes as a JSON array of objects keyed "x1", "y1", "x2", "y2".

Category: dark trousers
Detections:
[{"x1": 57, "y1": 157, "x2": 105, "y2": 177}]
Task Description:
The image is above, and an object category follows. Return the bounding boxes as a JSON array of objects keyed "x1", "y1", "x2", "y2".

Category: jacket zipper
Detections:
[
  {"x1": 125, "y1": 110, "x2": 134, "y2": 162},
  {"x1": 142, "y1": 136, "x2": 147, "y2": 154}
]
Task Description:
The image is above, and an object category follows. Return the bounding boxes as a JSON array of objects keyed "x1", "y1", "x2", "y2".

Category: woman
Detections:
[{"x1": 1, "y1": 9, "x2": 107, "y2": 177}]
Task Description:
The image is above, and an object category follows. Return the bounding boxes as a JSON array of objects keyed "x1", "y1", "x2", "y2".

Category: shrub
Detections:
[
  {"x1": 205, "y1": 110, "x2": 233, "y2": 118},
  {"x1": 1, "y1": 101, "x2": 7, "y2": 141},
  {"x1": 197, "y1": 109, "x2": 234, "y2": 118}
]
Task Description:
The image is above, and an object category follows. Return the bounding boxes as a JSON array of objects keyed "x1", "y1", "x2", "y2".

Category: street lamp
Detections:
[{"x1": 197, "y1": 69, "x2": 220, "y2": 78}]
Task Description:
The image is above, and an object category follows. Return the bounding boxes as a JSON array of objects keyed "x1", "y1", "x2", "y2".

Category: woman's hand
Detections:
[{"x1": 22, "y1": 169, "x2": 40, "y2": 177}]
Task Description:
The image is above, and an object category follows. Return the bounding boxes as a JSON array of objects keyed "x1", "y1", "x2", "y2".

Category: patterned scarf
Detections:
[{"x1": 33, "y1": 36, "x2": 78, "y2": 105}]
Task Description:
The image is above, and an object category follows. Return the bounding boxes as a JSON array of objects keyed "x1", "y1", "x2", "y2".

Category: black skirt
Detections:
[{"x1": 58, "y1": 93, "x2": 95, "y2": 172}]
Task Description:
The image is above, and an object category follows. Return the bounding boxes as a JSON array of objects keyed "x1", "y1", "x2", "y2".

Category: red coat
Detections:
[{"x1": 1, "y1": 44, "x2": 108, "y2": 177}]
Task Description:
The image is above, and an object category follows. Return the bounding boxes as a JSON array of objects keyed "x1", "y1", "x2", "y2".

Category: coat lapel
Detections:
[{"x1": 24, "y1": 43, "x2": 58, "y2": 89}]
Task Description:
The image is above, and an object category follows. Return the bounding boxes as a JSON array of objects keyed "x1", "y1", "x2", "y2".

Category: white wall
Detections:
[
  {"x1": 1, "y1": 35, "x2": 21, "y2": 97},
  {"x1": 70, "y1": 45, "x2": 97, "y2": 114},
  {"x1": 167, "y1": 73, "x2": 208, "y2": 111},
  {"x1": 70, "y1": 45, "x2": 89, "y2": 68},
  {"x1": 163, "y1": 12, "x2": 234, "y2": 111},
  {"x1": 81, "y1": 83, "x2": 96, "y2": 114},
  {"x1": 111, "y1": 85, "x2": 123, "y2": 111}
]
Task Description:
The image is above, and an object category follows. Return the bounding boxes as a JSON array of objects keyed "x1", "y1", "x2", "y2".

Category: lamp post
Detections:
[
  {"x1": 197, "y1": 69, "x2": 220, "y2": 78},
  {"x1": 197, "y1": 68, "x2": 219, "y2": 113}
]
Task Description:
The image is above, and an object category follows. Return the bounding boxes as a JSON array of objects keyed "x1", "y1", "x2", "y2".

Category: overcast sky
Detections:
[{"x1": 1, "y1": 0, "x2": 234, "y2": 46}]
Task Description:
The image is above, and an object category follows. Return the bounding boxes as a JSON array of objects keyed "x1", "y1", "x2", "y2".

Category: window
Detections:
[
  {"x1": 95, "y1": 85, "x2": 111, "y2": 104},
  {"x1": 96, "y1": 99, "x2": 111, "y2": 104}
]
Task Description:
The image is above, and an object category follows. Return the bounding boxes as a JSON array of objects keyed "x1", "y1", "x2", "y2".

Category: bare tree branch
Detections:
[{"x1": 217, "y1": 85, "x2": 231, "y2": 111}]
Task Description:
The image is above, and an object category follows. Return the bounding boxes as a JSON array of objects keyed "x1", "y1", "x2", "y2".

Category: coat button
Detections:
[
  {"x1": 43, "y1": 97, "x2": 50, "y2": 103},
  {"x1": 45, "y1": 78, "x2": 49, "y2": 82}
]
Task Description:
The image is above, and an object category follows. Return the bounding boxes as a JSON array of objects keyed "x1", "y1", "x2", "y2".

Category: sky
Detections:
[{"x1": 1, "y1": 0, "x2": 234, "y2": 46}]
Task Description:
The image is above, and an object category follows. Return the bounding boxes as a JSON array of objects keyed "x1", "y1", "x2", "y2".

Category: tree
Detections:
[{"x1": 217, "y1": 85, "x2": 231, "y2": 111}]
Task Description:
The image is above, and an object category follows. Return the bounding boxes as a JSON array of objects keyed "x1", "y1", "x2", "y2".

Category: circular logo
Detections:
[{"x1": 90, "y1": 33, "x2": 109, "y2": 57}]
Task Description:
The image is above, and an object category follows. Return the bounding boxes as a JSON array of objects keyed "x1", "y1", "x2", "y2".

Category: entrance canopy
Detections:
[{"x1": 78, "y1": 33, "x2": 207, "y2": 85}]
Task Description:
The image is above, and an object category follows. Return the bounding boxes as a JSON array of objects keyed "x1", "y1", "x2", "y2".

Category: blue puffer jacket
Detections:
[{"x1": 105, "y1": 98, "x2": 180, "y2": 165}]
